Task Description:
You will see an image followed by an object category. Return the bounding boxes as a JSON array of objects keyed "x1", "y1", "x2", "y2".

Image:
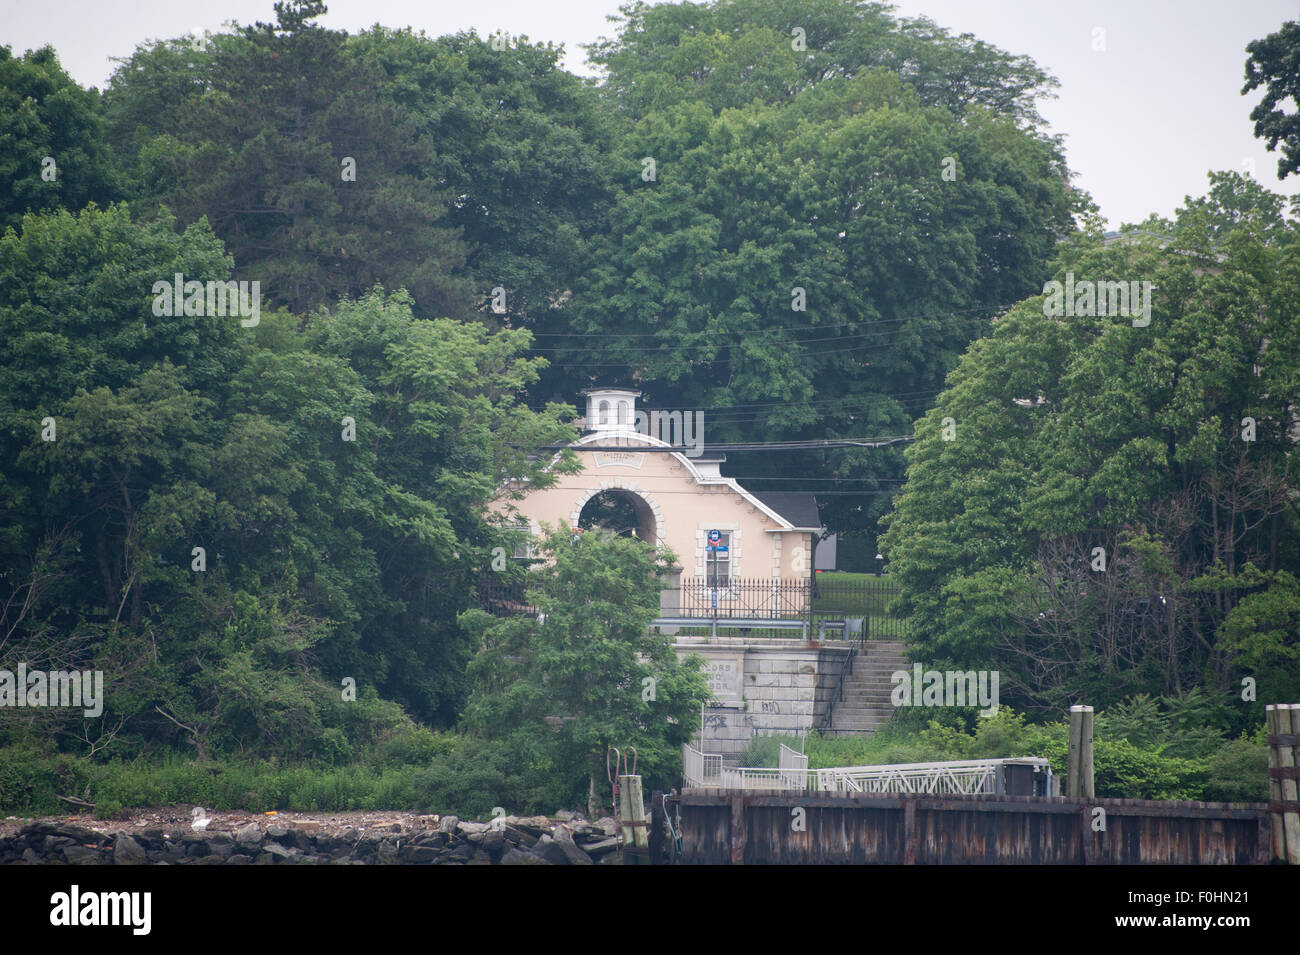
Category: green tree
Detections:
[
  {"x1": 548, "y1": 0, "x2": 1079, "y2": 545},
  {"x1": 103, "y1": 6, "x2": 614, "y2": 322},
  {"x1": 0, "y1": 45, "x2": 119, "y2": 234},
  {"x1": 104, "y1": 2, "x2": 470, "y2": 316},
  {"x1": 0, "y1": 202, "x2": 577, "y2": 760},
  {"x1": 588, "y1": 0, "x2": 1057, "y2": 125},
  {"x1": 543, "y1": 66, "x2": 1072, "y2": 540},
  {"x1": 879, "y1": 174, "x2": 1300, "y2": 719},
  {"x1": 459, "y1": 526, "x2": 709, "y2": 810},
  {"x1": 299, "y1": 288, "x2": 579, "y2": 723},
  {"x1": 1243, "y1": 19, "x2": 1300, "y2": 179}
]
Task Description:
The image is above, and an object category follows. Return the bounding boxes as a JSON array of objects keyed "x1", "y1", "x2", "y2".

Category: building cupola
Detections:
[{"x1": 580, "y1": 387, "x2": 641, "y2": 434}]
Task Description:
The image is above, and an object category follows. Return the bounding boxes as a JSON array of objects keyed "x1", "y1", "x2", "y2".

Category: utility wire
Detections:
[
  {"x1": 532, "y1": 435, "x2": 914, "y2": 452},
  {"x1": 522, "y1": 301, "x2": 1016, "y2": 339}
]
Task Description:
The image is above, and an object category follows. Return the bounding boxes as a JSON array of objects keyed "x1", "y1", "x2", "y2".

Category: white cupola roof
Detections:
[{"x1": 581, "y1": 387, "x2": 641, "y2": 434}]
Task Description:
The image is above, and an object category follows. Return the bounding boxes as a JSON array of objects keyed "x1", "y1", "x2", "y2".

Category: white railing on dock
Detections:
[
  {"x1": 817, "y1": 760, "x2": 1002, "y2": 795},
  {"x1": 682, "y1": 743, "x2": 724, "y2": 788},
  {"x1": 683, "y1": 745, "x2": 1050, "y2": 796}
]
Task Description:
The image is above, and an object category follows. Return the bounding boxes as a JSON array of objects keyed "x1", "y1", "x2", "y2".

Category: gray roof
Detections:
[{"x1": 750, "y1": 492, "x2": 821, "y2": 528}]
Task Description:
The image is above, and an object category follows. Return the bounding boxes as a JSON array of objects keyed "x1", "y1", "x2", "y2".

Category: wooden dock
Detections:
[{"x1": 662, "y1": 790, "x2": 1270, "y2": 864}]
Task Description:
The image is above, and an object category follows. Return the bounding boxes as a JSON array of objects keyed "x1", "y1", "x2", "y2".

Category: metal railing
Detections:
[
  {"x1": 682, "y1": 742, "x2": 724, "y2": 787},
  {"x1": 682, "y1": 746, "x2": 1052, "y2": 796},
  {"x1": 815, "y1": 760, "x2": 1019, "y2": 795},
  {"x1": 679, "y1": 745, "x2": 811, "y2": 791},
  {"x1": 480, "y1": 573, "x2": 908, "y2": 638},
  {"x1": 777, "y1": 743, "x2": 809, "y2": 790},
  {"x1": 477, "y1": 576, "x2": 538, "y2": 617},
  {"x1": 720, "y1": 766, "x2": 810, "y2": 791},
  {"x1": 669, "y1": 578, "x2": 809, "y2": 618},
  {"x1": 821, "y1": 616, "x2": 867, "y2": 730},
  {"x1": 813, "y1": 576, "x2": 907, "y2": 639}
]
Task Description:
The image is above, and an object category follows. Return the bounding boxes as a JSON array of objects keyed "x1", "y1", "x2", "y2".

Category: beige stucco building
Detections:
[{"x1": 491, "y1": 388, "x2": 820, "y2": 608}]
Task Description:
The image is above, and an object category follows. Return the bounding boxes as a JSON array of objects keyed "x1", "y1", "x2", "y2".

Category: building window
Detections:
[
  {"x1": 598, "y1": 400, "x2": 610, "y2": 425},
  {"x1": 510, "y1": 520, "x2": 534, "y2": 559}
]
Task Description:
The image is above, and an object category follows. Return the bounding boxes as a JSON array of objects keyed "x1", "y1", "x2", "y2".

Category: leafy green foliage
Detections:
[
  {"x1": 0, "y1": 201, "x2": 572, "y2": 765},
  {"x1": 1204, "y1": 734, "x2": 1269, "y2": 802},
  {"x1": 1243, "y1": 19, "x2": 1300, "y2": 180},
  {"x1": 549, "y1": 1, "x2": 1076, "y2": 539},
  {"x1": 0, "y1": 45, "x2": 119, "y2": 233},
  {"x1": 103, "y1": 6, "x2": 613, "y2": 319},
  {"x1": 588, "y1": 0, "x2": 1058, "y2": 125},
  {"x1": 1096, "y1": 689, "x2": 1234, "y2": 760},
  {"x1": 737, "y1": 734, "x2": 791, "y2": 768},
  {"x1": 459, "y1": 526, "x2": 710, "y2": 808},
  {"x1": 4, "y1": 2, "x2": 1279, "y2": 818},
  {"x1": 880, "y1": 173, "x2": 1300, "y2": 717},
  {"x1": 802, "y1": 706, "x2": 1265, "y2": 801}
]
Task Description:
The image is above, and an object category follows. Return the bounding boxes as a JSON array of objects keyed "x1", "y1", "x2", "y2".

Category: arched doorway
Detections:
[{"x1": 577, "y1": 488, "x2": 658, "y2": 544}]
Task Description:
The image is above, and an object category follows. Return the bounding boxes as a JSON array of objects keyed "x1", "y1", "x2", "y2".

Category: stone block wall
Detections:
[{"x1": 675, "y1": 641, "x2": 852, "y2": 760}]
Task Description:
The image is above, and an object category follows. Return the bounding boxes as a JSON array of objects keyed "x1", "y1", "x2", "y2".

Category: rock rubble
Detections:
[{"x1": 0, "y1": 813, "x2": 626, "y2": 866}]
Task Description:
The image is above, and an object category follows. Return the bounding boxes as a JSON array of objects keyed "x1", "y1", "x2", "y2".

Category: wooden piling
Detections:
[
  {"x1": 619, "y1": 774, "x2": 649, "y2": 863},
  {"x1": 1081, "y1": 706, "x2": 1094, "y2": 800},
  {"x1": 649, "y1": 789, "x2": 664, "y2": 865},
  {"x1": 1267, "y1": 705, "x2": 1285, "y2": 861},
  {"x1": 729, "y1": 794, "x2": 747, "y2": 865},
  {"x1": 1267, "y1": 703, "x2": 1300, "y2": 864},
  {"x1": 1290, "y1": 704, "x2": 1300, "y2": 865},
  {"x1": 1068, "y1": 705, "x2": 1094, "y2": 799}
]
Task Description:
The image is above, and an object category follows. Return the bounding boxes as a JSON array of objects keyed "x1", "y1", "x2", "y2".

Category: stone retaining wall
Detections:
[{"x1": 676, "y1": 641, "x2": 851, "y2": 759}]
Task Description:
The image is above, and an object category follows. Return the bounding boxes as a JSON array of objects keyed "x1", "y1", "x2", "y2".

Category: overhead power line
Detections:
[
  {"x1": 522, "y1": 301, "x2": 1018, "y2": 340},
  {"x1": 532, "y1": 436, "x2": 914, "y2": 452},
  {"x1": 525, "y1": 389, "x2": 941, "y2": 415}
]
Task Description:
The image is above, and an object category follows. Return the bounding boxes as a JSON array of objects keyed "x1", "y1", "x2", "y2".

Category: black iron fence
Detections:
[
  {"x1": 661, "y1": 577, "x2": 811, "y2": 618},
  {"x1": 477, "y1": 573, "x2": 908, "y2": 638},
  {"x1": 477, "y1": 576, "x2": 538, "y2": 617}
]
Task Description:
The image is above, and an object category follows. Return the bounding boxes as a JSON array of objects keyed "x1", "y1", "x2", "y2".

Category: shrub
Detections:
[
  {"x1": 0, "y1": 746, "x2": 65, "y2": 815},
  {"x1": 1203, "y1": 734, "x2": 1268, "y2": 802},
  {"x1": 737, "y1": 735, "x2": 797, "y2": 768}
]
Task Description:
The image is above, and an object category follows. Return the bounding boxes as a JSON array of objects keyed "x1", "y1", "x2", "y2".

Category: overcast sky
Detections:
[{"x1": 3, "y1": 0, "x2": 1298, "y2": 228}]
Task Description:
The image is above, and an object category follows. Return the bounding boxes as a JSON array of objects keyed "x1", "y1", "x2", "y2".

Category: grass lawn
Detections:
[{"x1": 812, "y1": 572, "x2": 907, "y2": 638}]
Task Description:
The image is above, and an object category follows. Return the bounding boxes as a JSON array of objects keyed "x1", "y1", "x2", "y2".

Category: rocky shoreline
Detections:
[{"x1": 0, "y1": 810, "x2": 624, "y2": 865}]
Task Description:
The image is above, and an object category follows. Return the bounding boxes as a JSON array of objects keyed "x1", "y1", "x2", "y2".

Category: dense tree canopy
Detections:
[
  {"x1": 0, "y1": 202, "x2": 574, "y2": 760},
  {"x1": 539, "y1": 0, "x2": 1078, "y2": 539},
  {"x1": 587, "y1": 0, "x2": 1058, "y2": 125},
  {"x1": 15, "y1": 0, "x2": 1275, "y2": 796},
  {"x1": 103, "y1": 2, "x2": 615, "y2": 320},
  {"x1": 81, "y1": 0, "x2": 1084, "y2": 548},
  {"x1": 0, "y1": 45, "x2": 119, "y2": 234},
  {"x1": 879, "y1": 172, "x2": 1300, "y2": 722}
]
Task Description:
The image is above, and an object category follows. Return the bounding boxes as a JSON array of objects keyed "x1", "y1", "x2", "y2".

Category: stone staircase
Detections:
[{"x1": 824, "y1": 640, "x2": 907, "y2": 737}]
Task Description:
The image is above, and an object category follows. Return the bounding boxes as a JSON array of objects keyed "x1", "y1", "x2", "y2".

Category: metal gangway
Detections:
[{"x1": 682, "y1": 744, "x2": 1054, "y2": 796}]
